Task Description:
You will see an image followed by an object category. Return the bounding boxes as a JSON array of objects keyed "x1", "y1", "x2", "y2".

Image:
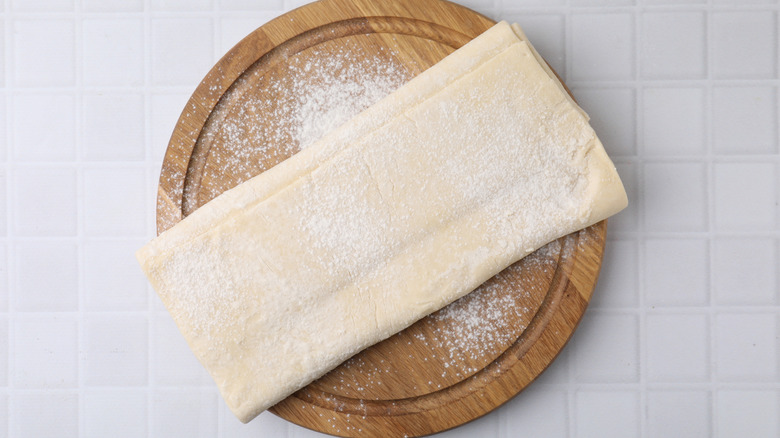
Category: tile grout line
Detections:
[
  {"x1": 4, "y1": 1, "x2": 11, "y2": 436},
  {"x1": 633, "y1": 1, "x2": 647, "y2": 436},
  {"x1": 143, "y1": 0, "x2": 155, "y2": 436},
  {"x1": 770, "y1": 24, "x2": 780, "y2": 336},
  {"x1": 704, "y1": 1, "x2": 718, "y2": 436},
  {"x1": 3, "y1": 1, "x2": 16, "y2": 436},
  {"x1": 776, "y1": 4, "x2": 780, "y2": 316},
  {"x1": 775, "y1": 5, "x2": 780, "y2": 422},
  {"x1": 75, "y1": 0, "x2": 87, "y2": 433},
  {"x1": 609, "y1": 230, "x2": 780, "y2": 239},
  {"x1": 564, "y1": 78, "x2": 780, "y2": 88}
]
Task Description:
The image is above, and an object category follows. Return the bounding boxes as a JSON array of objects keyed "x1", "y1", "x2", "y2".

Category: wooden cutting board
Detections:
[{"x1": 156, "y1": 0, "x2": 608, "y2": 436}]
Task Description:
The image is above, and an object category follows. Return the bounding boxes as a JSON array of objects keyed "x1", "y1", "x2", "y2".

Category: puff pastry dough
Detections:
[{"x1": 137, "y1": 21, "x2": 628, "y2": 423}]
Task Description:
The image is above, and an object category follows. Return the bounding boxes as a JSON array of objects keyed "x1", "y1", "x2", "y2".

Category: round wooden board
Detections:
[{"x1": 156, "y1": 0, "x2": 608, "y2": 436}]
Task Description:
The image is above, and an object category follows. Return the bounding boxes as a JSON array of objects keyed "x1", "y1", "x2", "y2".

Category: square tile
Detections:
[
  {"x1": 11, "y1": 393, "x2": 79, "y2": 438},
  {"x1": 152, "y1": 314, "x2": 212, "y2": 385},
  {"x1": 83, "y1": 93, "x2": 145, "y2": 161},
  {"x1": 0, "y1": 29, "x2": 6, "y2": 88},
  {"x1": 13, "y1": 316, "x2": 78, "y2": 388},
  {"x1": 0, "y1": 245, "x2": 6, "y2": 310},
  {"x1": 611, "y1": 161, "x2": 638, "y2": 232},
  {"x1": 645, "y1": 238, "x2": 708, "y2": 306},
  {"x1": 13, "y1": 167, "x2": 77, "y2": 236},
  {"x1": 84, "y1": 315, "x2": 148, "y2": 386},
  {"x1": 575, "y1": 390, "x2": 640, "y2": 438},
  {"x1": 0, "y1": 395, "x2": 7, "y2": 434},
  {"x1": 11, "y1": 168, "x2": 77, "y2": 236},
  {"x1": 152, "y1": 18, "x2": 214, "y2": 86},
  {"x1": 570, "y1": 13, "x2": 634, "y2": 81},
  {"x1": 85, "y1": 390, "x2": 146, "y2": 438},
  {"x1": 150, "y1": 93, "x2": 190, "y2": 162},
  {"x1": 13, "y1": 19, "x2": 75, "y2": 87},
  {"x1": 714, "y1": 238, "x2": 777, "y2": 305},
  {"x1": 14, "y1": 242, "x2": 78, "y2": 312},
  {"x1": 0, "y1": 176, "x2": 6, "y2": 236},
  {"x1": 152, "y1": 0, "x2": 211, "y2": 10},
  {"x1": 570, "y1": 0, "x2": 634, "y2": 4},
  {"x1": 85, "y1": 240, "x2": 148, "y2": 311},
  {"x1": 647, "y1": 313, "x2": 709, "y2": 382},
  {"x1": 645, "y1": 0, "x2": 704, "y2": 4},
  {"x1": 220, "y1": 0, "x2": 283, "y2": 10},
  {"x1": 11, "y1": 0, "x2": 73, "y2": 11},
  {"x1": 0, "y1": 316, "x2": 7, "y2": 386},
  {"x1": 643, "y1": 88, "x2": 705, "y2": 155},
  {"x1": 83, "y1": 168, "x2": 147, "y2": 236},
  {"x1": 13, "y1": 94, "x2": 76, "y2": 161},
  {"x1": 0, "y1": 96, "x2": 6, "y2": 160},
  {"x1": 643, "y1": 162, "x2": 707, "y2": 232},
  {"x1": 501, "y1": 386, "x2": 567, "y2": 437},
  {"x1": 591, "y1": 239, "x2": 638, "y2": 308},
  {"x1": 716, "y1": 390, "x2": 779, "y2": 438},
  {"x1": 647, "y1": 390, "x2": 710, "y2": 437},
  {"x1": 712, "y1": 87, "x2": 777, "y2": 154},
  {"x1": 574, "y1": 313, "x2": 639, "y2": 382},
  {"x1": 152, "y1": 390, "x2": 217, "y2": 438},
  {"x1": 219, "y1": 16, "x2": 276, "y2": 55},
  {"x1": 509, "y1": 15, "x2": 565, "y2": 78},
  {"x1": 713, "y1": 163, "x2": 776, "y2": 231},
  {"x1": 713, "y1": 0, "x2": 776, "y2": 3},
  {"x1": 716, "y1": 313, "x2": 777, "y2": 381},
  {"x1": 499, "y1": 0, "x2": 566, "y2": 6},
  {"x1": 572, "y1": 88, "x2": 635, "y2": 156},
  {"x1": 220, "y1": 407, "x2": 289, "y2": 437},
  {"x1": 83, "y1": 18, "x2": 144, "y2": 87},
  {"x1": 150, "y1": 285, "x2": 167, "y2": 312},
  {"x1": 83, "y1": 0, "x2": 143, "y2": 11},
  {"x1": 641, "y1": 12, "x2": 705, "y2": 79},
  {"x1": 712, "y1": 12, "x2": 777, "y2": 79}
]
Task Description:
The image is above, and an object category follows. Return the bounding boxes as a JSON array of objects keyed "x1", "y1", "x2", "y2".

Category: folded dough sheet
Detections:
[{"x1": 137, "y1": 21, "x2": 628, "y2": 423}]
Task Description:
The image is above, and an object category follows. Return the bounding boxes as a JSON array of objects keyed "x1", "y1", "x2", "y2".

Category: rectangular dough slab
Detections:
[{"x1": 137, "y1": 22, "x2": 628, "y2": 423}]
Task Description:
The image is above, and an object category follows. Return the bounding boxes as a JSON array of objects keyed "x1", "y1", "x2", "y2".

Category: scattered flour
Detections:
[
  {"x1": 289, "y1": 51, "x2": 409, "y2": 149},
  {"x1": 197, "y1": 46, "x2": 410, "y2": 190}
]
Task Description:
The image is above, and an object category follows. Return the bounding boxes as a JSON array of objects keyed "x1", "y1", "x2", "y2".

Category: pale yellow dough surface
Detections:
[{"x1": 137, "y1": 21, "x2": 628, "y2": 423}]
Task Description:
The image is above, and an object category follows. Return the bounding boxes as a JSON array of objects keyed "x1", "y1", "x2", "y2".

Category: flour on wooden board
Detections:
[
  {"x1": 288, "y1": 49, "x2": 409, "y2": 149},
  {"x1": 224, "y1": 47, "x2": 407, "y2": 167}
]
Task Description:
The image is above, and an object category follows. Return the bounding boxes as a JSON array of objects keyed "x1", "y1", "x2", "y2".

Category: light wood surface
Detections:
[{"x1": 156, "y1": 0, "x2": 608, "y2": 436}]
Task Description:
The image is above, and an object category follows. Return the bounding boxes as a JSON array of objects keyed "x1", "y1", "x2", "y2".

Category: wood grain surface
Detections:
[{"x1": 156, "y1": 0, "x2": 608, "y2": 436}]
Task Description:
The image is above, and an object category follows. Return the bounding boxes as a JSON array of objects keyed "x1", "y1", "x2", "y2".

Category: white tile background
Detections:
[{"x1": 1, "y1": 0, "x2": 778, "y2": 437}]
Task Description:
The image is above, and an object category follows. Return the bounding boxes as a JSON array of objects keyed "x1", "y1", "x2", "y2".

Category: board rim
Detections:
[{"x1": 155, "y1": 0, "x2": 608, "y2": 436}]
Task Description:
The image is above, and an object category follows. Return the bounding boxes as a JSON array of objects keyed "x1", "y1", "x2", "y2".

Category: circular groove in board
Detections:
[{"x1": 156, "y1": 0, "x2": 608, "y2": 436}]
